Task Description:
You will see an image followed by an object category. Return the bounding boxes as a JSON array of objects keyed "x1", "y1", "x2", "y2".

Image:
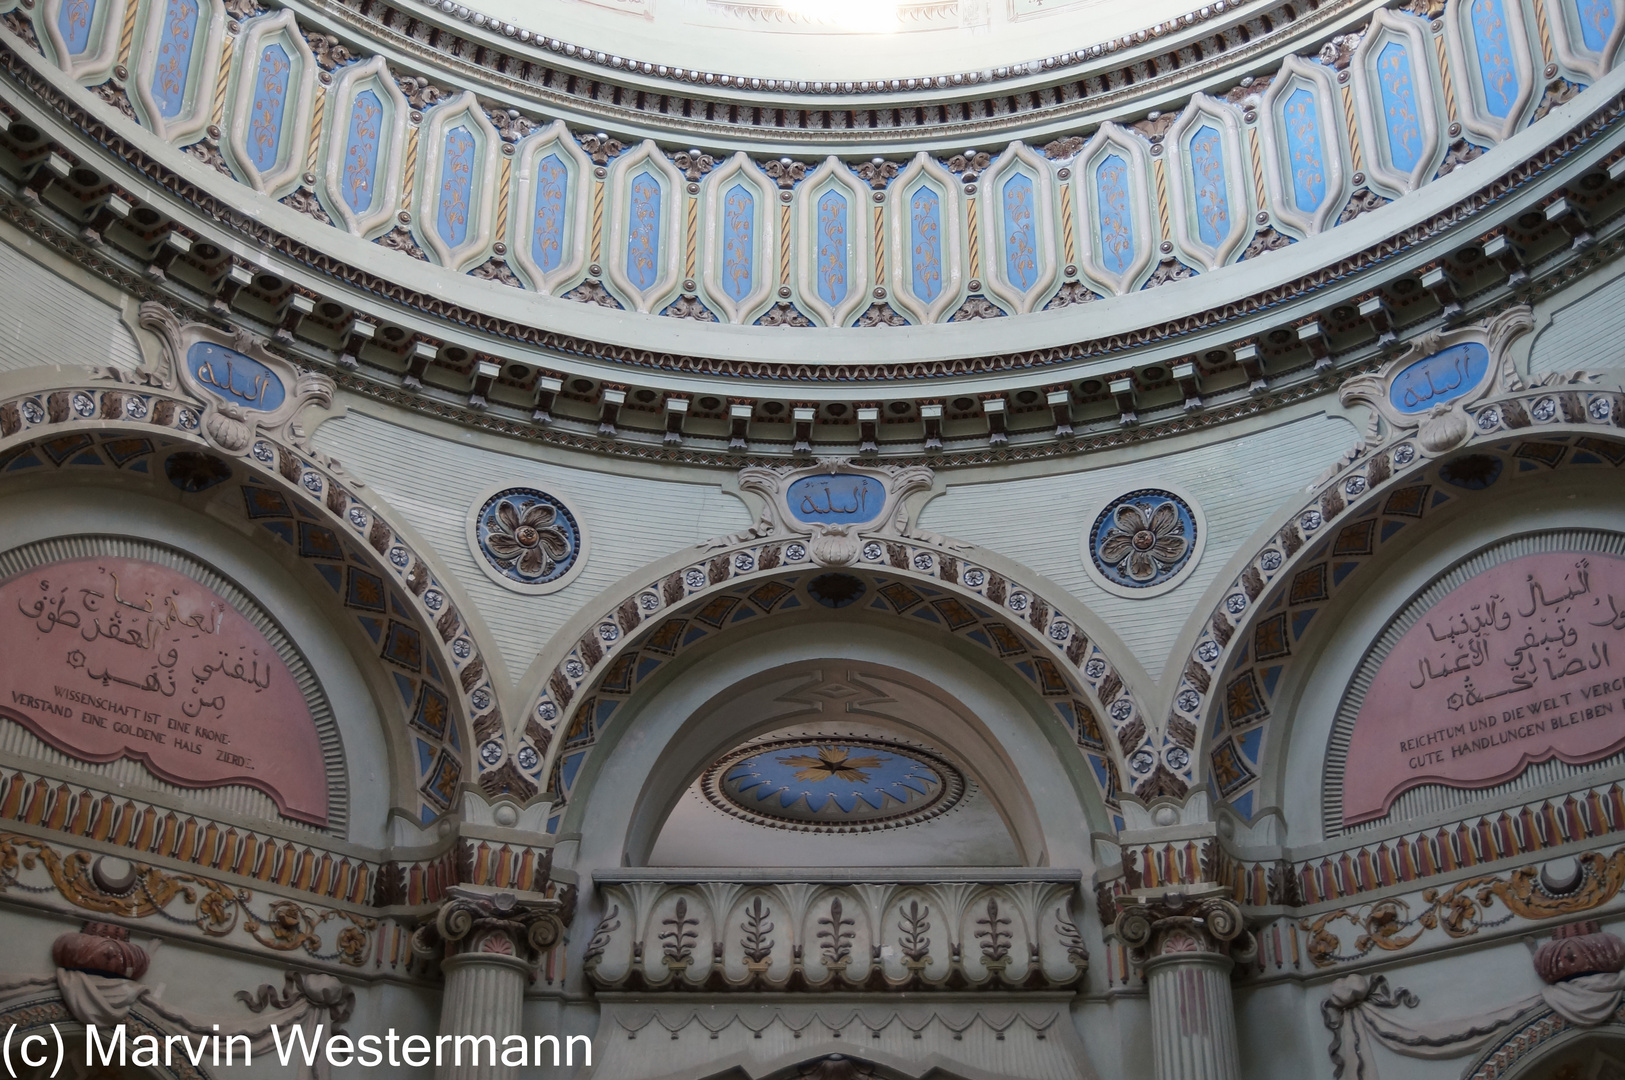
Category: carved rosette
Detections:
[
  {"x1": 1533, "y1": 920, "x2": 1625, "y2": 984},
  {"x1": 1113, "y1": 891, "x2": 1253, "y2": 967},
  {"x1": 412, "y1": 886, "x2": 568, "y2": 968}
]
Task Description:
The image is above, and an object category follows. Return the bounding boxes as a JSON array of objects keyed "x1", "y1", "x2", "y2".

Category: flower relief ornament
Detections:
[
  {"x1": 1084, "y1": 487, "x2": 1204, "y2": 597},
  {"x1": 466, "y1": 485, "x2": 588, "y2": 594}
]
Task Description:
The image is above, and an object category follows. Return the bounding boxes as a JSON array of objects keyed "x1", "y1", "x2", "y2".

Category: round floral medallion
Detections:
[
  {"x1": 700, "y1": 735, "x2": 965, "y2": 833},
  {"x1": 1083, "y1": 487, "x2": 1205, "y2": 598},
  {"x1": 466, "y1": 485, "x2": 588, "y2": 594}
]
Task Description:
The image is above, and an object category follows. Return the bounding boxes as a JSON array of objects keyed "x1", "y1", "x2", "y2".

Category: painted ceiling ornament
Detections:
[
  {"x1": 705, "y1": 457, "x2": 956, "y2": 568},
  {"x1": 1336, "y1": 306, "x2": 1544, "y2": 460},
  {"x1": 700, "y1": 735, "x2": 965, "y2": 832},
  {"x1": 1084, "y1": 487, "x2": 1205, "y2": 598},
  {"x1": 132, "y1": 303, "x2": 334, "y2": 460},
  {"x1": 466, "y1": 485, "x2": 587, "y2": 594}
]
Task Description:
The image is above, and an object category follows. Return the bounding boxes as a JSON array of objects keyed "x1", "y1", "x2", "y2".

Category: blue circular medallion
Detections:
[
  {"x1": 474, "y1": 488, "x2": 581, "y2": 586},
  {"x1": 702, "y1": 736, "x2": 965, "y2": 832},
  {"x1": 1089, "y1": 488, "x2": 1199, "y2": 591}
]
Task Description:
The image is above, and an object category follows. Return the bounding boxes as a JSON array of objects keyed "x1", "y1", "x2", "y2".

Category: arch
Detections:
[
  {"x1": 1164, "y1": 305, "x2": 1625, "y2": 823},
  {"x1": 514, "y1": 500, "x2": 1153, "y2": 835},
  {"x1": 1466, "y1": 1018, "x2": 1625, "y2": 1079},
  {"x1": 0, "y1": 316, "x2": 502, "y2": 826}
]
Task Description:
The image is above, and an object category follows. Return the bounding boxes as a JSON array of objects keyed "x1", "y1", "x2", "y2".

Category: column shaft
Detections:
[
  {"x1": 1145, "y1": 955, "x2": 1241, "y2": 1080},
  {"x1": 437, "y1": 953, "x2": 529, "y2": 1080}
]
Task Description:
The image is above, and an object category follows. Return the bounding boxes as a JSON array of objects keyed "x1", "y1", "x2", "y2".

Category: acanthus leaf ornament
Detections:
[
  {"x1": 708, "y1": 457, "x2": 938, "y2": 568},
  {"x1": 138, "y1": 302, "x2": 335, "y2": 459}
]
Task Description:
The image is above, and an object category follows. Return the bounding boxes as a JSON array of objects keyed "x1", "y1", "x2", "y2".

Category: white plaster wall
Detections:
[
  {"x1": 918, "y1": 411, "x2": 1358, "y2": 680},
  {"x1": 309, "y1": 405, "x2": 750, "y2": 683},
  {"x1": 1530, "y1": 265, "x2": 1625, "y2": 376},
  {"x1": 0, "y1": 235, "x2": 141, "y2": 373}
]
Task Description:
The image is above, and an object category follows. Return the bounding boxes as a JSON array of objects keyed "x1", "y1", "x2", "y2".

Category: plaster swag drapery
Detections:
[
  {"x1": 1321, "y1": 971, "x2": 1625, "y2": 1079},
  {"x1": 0, "y1": 968, "x2": 350, "y2": 1080}
]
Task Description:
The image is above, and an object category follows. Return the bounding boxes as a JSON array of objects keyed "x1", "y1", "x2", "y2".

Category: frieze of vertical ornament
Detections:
[
  {"x1": 318, "y1": 54, "x2": 409, "y2": 239},
  {"x1": 886, "y1": 151, "x2": 963, "y2": 325},
  {"x1": 37, "y1": 0, "x2": 125, "y2": 84},
  {"x1": 507, "y1": 118, "x2": 591, "y2": 295},
  {"x1": 1548, "y1": 0, "x2": 1625, "y2": 85},
  {"x1": 1350, "y1": 10, "x2": 1444, "y2": 199},
  {"x1": 411, "y1": 90, "x2": 500, "y2": 272},
  {"x1": 1163, "y1": 94, "x2": 1253, "y2": 272},
  {"x1": 978, "y1": 142, "x2": 1059, "y2": 315},
  {"x1": 1260, "y1": 55, "x2": 1351, "y2": 237},
  {"x1": 1444, "y1": 0, "x2": 1539, "y2": 145},
  {"x1": 130, "y1": 0, "x2": 226, "y2": 145},
  {"x1": 794, "y1": 156, "x2": 870, "y2": 328},
  {"x1": 605, "y1": 139, "x2": 685, "y2": 314},
  {"x1": 702, "y1": 151, "x2": 779, "y2": 325},
  {"x1": 586, "y1": 877, "x2": 1085, "y2": 992},
  {"x1": 1072, "y1": 124, "x2": 1155, "y2": 296}
]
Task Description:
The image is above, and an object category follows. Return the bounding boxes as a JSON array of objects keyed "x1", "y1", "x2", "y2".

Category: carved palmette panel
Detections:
[
  {"x1": 225, "y1": 11, "x2": 318, "y2": 199},
  {"x1": 793, "y1": 158, "x2": 870, "y2": 327},
  {"x1": 412, "y1": 91, "x2": 501, "y2": 272},
  {"x1": 508, "y1": 120, "x2": 592, "y2": 295},
  {"x1": 886, "y1": 152, "x2": 964, "y2": 325},
  {"x1": 1073, "y1": 125, "x2": 1154, "y2": 295},
  {"x1": 1351, "y1": 10, "x2": 1445, "y2": 199},
  {"x1": 318, "y1": 55, "x2": 409, "y2": 239},
  {"x1": 131, "y1": 0, "x2": 227, "y2": 145},
  {"x1": 605, "y1": 140, "x2": 686, "y2": 314},
  {"x1": 1444, "y1": 0, "x2": 1539, "y2": 145},
  {"x1": 979, "y1": 143, "x2": 1059, "y2": 315},
  {"x1": 37, "y1": 0, "x2": 126, "y2": 84},
  {"x1": 1164, "y1": 95, "x2": 1253, "y2": 271},
  {"x1": 702, "y1": 153, "x2": 778, "y2": 325},
  {"x1": 1260, "y1": 56, "x2": 1350, "y2": 237}
]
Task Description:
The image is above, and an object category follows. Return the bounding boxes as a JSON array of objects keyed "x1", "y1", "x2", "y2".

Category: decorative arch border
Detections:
[
  {"x1": 0, "y1": 320, "x2": 497, "y2": 823},
  {"x1": 526, "y1": 561, "x2": 1133, "y2": 836},
  {"x1": 1463, "y1": 1006, "x2": 1625, "y2": 1079},
  {"x1": 1162, "y1": 305, "x2": 1625, "y2": 821}
]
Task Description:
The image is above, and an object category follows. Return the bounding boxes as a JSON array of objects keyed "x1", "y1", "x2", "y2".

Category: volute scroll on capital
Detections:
[
  {"x1": 710, "y1": 458, "x2": 956, "y2": 567},
  {"x1": 131, "y1": 302, "x2": 337, "y2": 460},
  {"x1": 1113, "y1": 889, "x2": 1255, "y2": 966},
  {"x1": 411, "y1": 885, "x2": 570, "y2": 968}
]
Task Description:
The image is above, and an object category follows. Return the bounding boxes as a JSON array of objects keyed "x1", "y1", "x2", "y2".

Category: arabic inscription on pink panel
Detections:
[
  {"x1": 0, "y1": 557, "x2": 328, "y2": 825},
  {"x1": 1344, "y1": 551, "x2": 1625, "y2": 826}
]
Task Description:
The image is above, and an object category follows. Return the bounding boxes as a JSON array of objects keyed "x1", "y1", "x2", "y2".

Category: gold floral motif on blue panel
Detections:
[
  {"x1": 722, "y1": 183, "x2": 754, "y2": 303},
  {"x1": 58, "y1": 0, "x2": 94, "y2": 55},
  {"x1": 1283, "y1": 87, "x2": 1326, "y2": 214},
  {"x1": 1377, "y1": 41, "x2": 1423, "y2": 174},
  {"x1": 1471, "y1": 0, "x2": 1519, "y2": 119},
  {"x1": 247, "y1": 44, "x2": 290, "y2": 174},
  {"x1": 908, "y1": 184, "x2": 943, "y2": 303},
  {"x1": 1001, "y1": 173, "x2": 1038, "y2": 292},
  {"x1": 531, "y1": 153, "x2": 567, "y2": 274},
  {"x1": 1187, "y1": 125, "x2": 1231, "y2": 248},
  {"x1": 150, "y1": 0, "x2": 198, "y2": 119},
  {"x1": 342, "y1": 90, "x2": 382, "y2": 215},
  {"x1": 1095, "y1": 154, "x2": 1135, "y2": 277},
  {"x1": 816, "y1": 189, "x2": 848, "y2": 308},
  {"x1": 1579, "y1": 0, "x2": 1617, "y2": 51},
  {"x1": 626, "y1": 170, "x2": 662, "y2": 292},
  {"x1": 435, "y1": 126, "x2": 475, "y2": 248}
]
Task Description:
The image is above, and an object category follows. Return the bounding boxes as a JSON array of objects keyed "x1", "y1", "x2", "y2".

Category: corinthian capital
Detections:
[
  {"x1": 412, "y1": 886, "x2": 567, "y2": 966},
  {"x1": 1112, "y1": 888, "x2": 1252, "y2": 965}
]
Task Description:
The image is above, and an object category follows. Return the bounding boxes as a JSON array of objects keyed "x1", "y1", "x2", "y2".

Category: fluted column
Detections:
[
  {"x1": 414, "y1": 886, "x2": 566, "y2": 1080},
  {"x1": 1115, "y1": 889, "x2": 1252, "y2": 1080}
]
